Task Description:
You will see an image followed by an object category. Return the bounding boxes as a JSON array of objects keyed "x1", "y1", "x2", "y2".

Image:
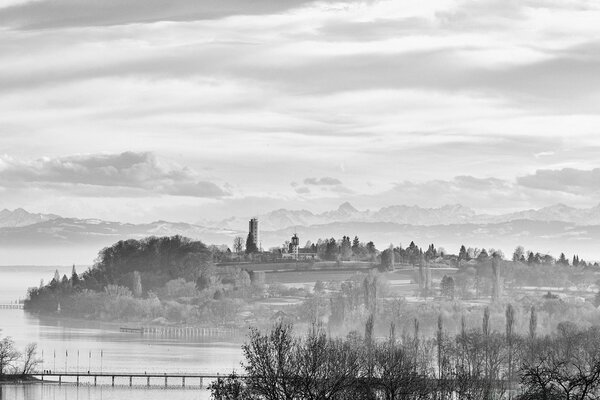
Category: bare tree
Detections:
[
  {"x1": 296, "y1": 327, "x2": 362, "y2": 400},
  {"x1": 242, "y1": 322, "x2": 301, "y2": 400},
  {"x1": 506, "y1": 304, "x2": 515, "y2": 385},
  {"x1": 233, "y1": 236, "x2": 244, "y2": 254},
  {"x1": 374, "y1": 340, "x2": 429, "y2": 400},
  {"x1": 20, "y1": 343, "x2": 40, "y2": 375},
  {"x1": 0, "y1": 337, "x2": 20, "y2": 376}
]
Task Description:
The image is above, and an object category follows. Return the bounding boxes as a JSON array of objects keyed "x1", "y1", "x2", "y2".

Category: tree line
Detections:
[{"x1": 211, "y1": 307, "x2": 600, "y2": 400}]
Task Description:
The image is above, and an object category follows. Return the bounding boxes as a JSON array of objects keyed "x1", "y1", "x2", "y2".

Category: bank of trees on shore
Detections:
[
  {"x1": 211, "y1": 309, "x2": 600, "y2": 400},
  {"x1": 24, "y1": 236, "x2": 260, "y2": 324}
]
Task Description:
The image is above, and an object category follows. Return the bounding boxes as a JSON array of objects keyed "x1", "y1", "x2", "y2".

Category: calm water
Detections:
[{"x1": 0, "y1": 266, "x2": 244, "y2": 400}]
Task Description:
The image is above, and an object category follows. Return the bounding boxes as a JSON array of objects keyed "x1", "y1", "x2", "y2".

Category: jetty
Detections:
[
  {"x1": 119, "y1": 326, "x2": 243, "y2": 338},
  {"x1": 31, "y1": 371, "x2": 229, "y2": 387},
  {"x1": 0, "y1": 303, "x2": 24, "y2": 309}
]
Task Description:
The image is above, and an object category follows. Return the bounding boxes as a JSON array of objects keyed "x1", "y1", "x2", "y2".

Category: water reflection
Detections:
[
  {"x1": 0, "y1": 267, "x2": 243, "y2": 399},
  {"x1": 0, "y1": 384, "x2": 210, "y2": 400}
]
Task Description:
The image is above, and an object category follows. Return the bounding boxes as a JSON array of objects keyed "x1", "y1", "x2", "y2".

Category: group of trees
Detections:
[
  {"x1": 512, "y1": 246, "x2": 598, "y2": 268},
  {"x1": 25, "y1": 236, "x2": 262, "y2": 325},
  {"x1": 212, "y1": 308, "x2": 600, "y2": 400},
  {"x1": 0, "y1": 337, "x2": 39, "y2": 379},
  {"x1": 306, "y1": 237, "x2": 377, "y2": 262}
]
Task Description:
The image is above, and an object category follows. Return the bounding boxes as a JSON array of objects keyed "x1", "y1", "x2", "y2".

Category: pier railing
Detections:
[
  {"x1": 27, "y1": 371, "x2": 234, "y2": 387},
  {"x1": 119, "y1": 326, "x2": 244, "y2": 338}
]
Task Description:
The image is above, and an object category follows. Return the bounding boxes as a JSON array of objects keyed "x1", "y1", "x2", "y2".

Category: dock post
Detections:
[
  {"x1": 112, "y1": 376, "x2": 115, "y2": 386},
  {"x1": 164, "y1": 376, "x2": 168, "y2": 387},
  {"x1": 147, "y1": 376, "x2": 150, "y2": 386},
  {"x1": 182, "y1": 377, "x2": 185, "y2": 387},
  {"x1": 129, "y1": 376, "x2": 132, "y2": 386},
  {"x1": 77, "y1": 376, "x2": 79, "y2": 386},
  {"x1": 199, "y1": 377, "x2": 203, "y2": 388},
  {"x1": 58, "y1": 375, "x2": 61, "y2": 385},
  {"x1": 94, "y1": 376, "x2": 97, "y2": 386}
]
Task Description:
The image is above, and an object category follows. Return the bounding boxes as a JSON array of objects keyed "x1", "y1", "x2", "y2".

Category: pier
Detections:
[
  {"x1": 0, "y1": 303, "x2": 24, "y2": 309},
  {"x1": 32, "y1": 371, "x2": 229, "y2": 387},
  {"x1": 119, "y1": 326, "x2": 243, "y2": 338}
]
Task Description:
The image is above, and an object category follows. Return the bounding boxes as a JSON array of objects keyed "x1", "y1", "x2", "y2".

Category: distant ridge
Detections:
[
  {"x1": 0, "y1": 208, "x2": 60, "y2": 228},
  {"x1": 4, "y1": 203, "x2": 600, "y2": 264},
  {"x1": 204, "y1": 202, "x2": 600, "y2": 231}
]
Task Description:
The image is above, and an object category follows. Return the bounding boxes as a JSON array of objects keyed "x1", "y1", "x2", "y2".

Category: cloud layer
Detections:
[
  {"x1": 0, "y1": 152, "x2": 228, "y2": 198},
  {"x1": 1, "y1": 0, "x2": 599, "y2": 221}
]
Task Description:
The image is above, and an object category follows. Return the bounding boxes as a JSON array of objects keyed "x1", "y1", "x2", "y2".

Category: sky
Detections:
[{"x1": 1, "y1": 0, "x2": 600, "y2": 223}]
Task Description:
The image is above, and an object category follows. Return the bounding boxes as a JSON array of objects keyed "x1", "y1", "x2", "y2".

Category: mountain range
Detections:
[
  {"x1": 2, "y1": 203, "x2": 600, "y2": 265},
  {"x1": 205, "y1": 202, "x2": 600, "y2": 230}
]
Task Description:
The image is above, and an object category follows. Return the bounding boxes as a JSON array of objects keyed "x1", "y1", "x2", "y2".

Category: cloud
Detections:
[
  {"x1": 303, "y1": 177, "x2": 343, "y2": 186},
  {"x1": 0, "y1": 0, "x2": 361, "y2": 29},
  {"x1": 0, "y1": 152, "x2": 228, "y2": 198},
  {"x1": 295, "y1": 187, "x2": 311, "y2": 194},
  {"x1": 351, "y1": 174, "x2": 593, "y2": 213},
  {"x1": 517, "y1": 168, "x2": 600, "y2": 193}
]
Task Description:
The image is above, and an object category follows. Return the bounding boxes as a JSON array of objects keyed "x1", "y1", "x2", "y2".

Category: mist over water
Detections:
[
  {"x1": 1, "y1": 384, "x2": 210, "y2": 400},
  {"x1": 0, "y1": 266, "x2": 243, "y2": 400}
]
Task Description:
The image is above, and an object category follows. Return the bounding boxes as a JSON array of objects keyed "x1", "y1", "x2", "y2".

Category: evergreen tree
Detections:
[
  {"x1": 324, "y1": 238, "x2": 338, "y2": 261},
  {"x1": 477, "y1": 248, "x2": 489, "y2": 261},
  {"x1": 558, "y1": 252, "x2": 569, "y2": 266},
  {"x1": 352, "y1": 236, "x2": 360, "y2": 251},
  {"x1": 527, "y1": 251, "x2": 535, "y2": 265},
  {"x1": 340, "y1": 236, "x2": 353, "y2": 260},
  {"x1": 245, "y1": 233, "x2": 258, "y2": 254},
  {"x1": 70, "y1": 265, "x2": 80, "y2": 287},
  {"x1": 366, "y1": 241, "x2": 377, "y2": 257},
  {"x1": 458, "y1": 245, "x2": 468, "y2": 262},
  {"x1": 529, "y1": 306, "x2": 537, "y2": 340},
  {"x1": 132, "y1": 270, "x2": 143, "y2": 297},
  {"x1": 512, "y1": 246, "x2": 525, "y2": 262}
]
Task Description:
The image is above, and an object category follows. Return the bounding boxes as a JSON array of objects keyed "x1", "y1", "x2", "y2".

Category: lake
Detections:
[{"x1": 0, "y1": 266, "x2": 244, "y2": 400}]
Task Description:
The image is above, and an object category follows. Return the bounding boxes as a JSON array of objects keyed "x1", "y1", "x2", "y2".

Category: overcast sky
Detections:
[{"x1": 1, "y1": 0, "x2": 600, "y2": 223}]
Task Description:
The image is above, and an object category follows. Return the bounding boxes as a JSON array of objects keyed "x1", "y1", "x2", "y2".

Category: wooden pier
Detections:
[
  {"x1": 0, "y1": 303, "x2": 24, "y2": 309},
  {"x1": 119, "y1": 326, "x2": 243, "y2": 338},
  {"x1": 32, "y1": 371, "x2": 230, "y2": 387}
]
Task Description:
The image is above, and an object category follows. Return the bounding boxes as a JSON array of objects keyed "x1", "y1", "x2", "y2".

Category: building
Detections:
[
  {"x1": 282, "y1": 233, "x2": 318, "y2": 261},
  {"x1": 249, "y1": 218, "x2": 259, "y2": 248}
]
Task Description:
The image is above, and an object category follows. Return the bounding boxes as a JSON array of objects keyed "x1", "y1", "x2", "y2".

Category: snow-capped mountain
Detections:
[
  {"x1": 4, "y1": 203, "x2": 600, "y2": 264},
  {"x1": 208, "y1": 202, "x2": 600, "y2": 230},
  {"x1": 495, "y1": 203, "x2": 600, "y2": 225},
  {"x1": 209, "y1": 202, "x2": 480, "y2": 230},
  {"x1": 0, "y1": 208, "x2": 60, "y2": 228}
]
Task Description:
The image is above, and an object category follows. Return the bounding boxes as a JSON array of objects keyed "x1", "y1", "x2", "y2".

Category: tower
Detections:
[
  {"x1": 249, "y1": 218, "x2": 259, "y2": 248},
  {"x1": 290, "y1": 233, "x2": 300, "y2": 259}
]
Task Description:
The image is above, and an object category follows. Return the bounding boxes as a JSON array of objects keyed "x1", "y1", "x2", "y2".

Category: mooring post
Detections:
[
  {"x1": 129, "y1": 376, "x2": 132, "y2": 386},
  {"x1": 58, "y1": 375, "x2": 62, "y2": 385},
  {"x1": 199, "y1": 377, "x2": 203, "y2": 388},
  {"x1": 164, "y1": 376, "x2": 168, "y2": 387},
  {"x1": 94, "y1": 376, "x2": 97, "y2": 386},
  {"x1": 147, "y1": 376, "x2": 150, "y2": 386},
  {"x1": 182, "y1": 377, "x2": 185, "y2": 387},
  {"x1": 112, "y1": 376, "x2": 115, "y2": 386},
  {"x1": 77, "y1": 376, "x2": 80, "y2": 386}
]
